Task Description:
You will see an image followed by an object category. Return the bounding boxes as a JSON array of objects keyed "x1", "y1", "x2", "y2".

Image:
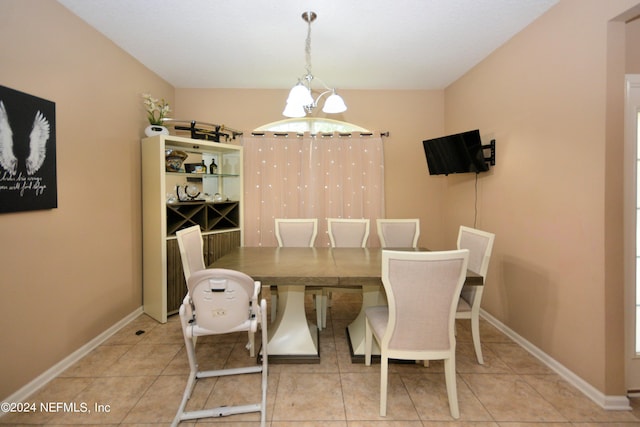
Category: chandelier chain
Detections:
[{"x1": 305, "y1": 17, "x2": 312, "y2": 78}]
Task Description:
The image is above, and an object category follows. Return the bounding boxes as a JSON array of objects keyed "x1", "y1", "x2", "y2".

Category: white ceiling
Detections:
[{"x1": 56, "y1": 0, "x2": 558, "y2": 90}]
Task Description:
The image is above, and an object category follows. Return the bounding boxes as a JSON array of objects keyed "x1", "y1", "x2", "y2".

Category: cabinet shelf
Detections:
[
  {"x1": 166, "y1": 201, "x2": 240, "y2": 235},
  {"x1": 166, "y1": 172, "x2": 240, "y2": 178}
]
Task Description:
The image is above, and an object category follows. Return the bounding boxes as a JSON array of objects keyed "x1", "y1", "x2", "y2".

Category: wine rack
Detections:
[{"x1": 166, "y1": 201, "x2": 240, "y2": 235}]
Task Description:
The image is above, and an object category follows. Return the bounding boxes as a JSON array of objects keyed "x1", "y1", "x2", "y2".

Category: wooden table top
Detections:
[{"x1": 210, "y1": 247, "x2": 483, "y2": 287}]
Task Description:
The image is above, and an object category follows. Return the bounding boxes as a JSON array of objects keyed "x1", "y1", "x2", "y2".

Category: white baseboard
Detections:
[
  {"x1": 481, "y1": 309, "x2": 631, "y2": 411},
  {"x1": 1, "y1": 307, "x2": 143, "y2": 406}
]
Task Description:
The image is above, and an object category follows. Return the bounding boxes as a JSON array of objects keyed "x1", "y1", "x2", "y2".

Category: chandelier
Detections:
[{"x1": 283, "y1": 11, "x2": 347, "y2": 118}]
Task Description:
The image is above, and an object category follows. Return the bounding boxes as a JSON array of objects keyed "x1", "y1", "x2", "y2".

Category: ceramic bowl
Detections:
[{"x1": 165, "y1": 149, "x2": 188, "y2": 172}]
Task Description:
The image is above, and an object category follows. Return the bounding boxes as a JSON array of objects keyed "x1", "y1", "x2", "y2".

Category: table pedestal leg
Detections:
[
  {"x1": 266, "y1": 285, "x2": 319, "y2": 362},
  {"x1": 346, "y1": 284, "x2": 384, "y2": 361}
]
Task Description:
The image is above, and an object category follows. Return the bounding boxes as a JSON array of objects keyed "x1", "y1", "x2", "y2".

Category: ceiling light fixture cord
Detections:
[{"x1": 305, "y1": 13, "x2": 312, "y2": 79}]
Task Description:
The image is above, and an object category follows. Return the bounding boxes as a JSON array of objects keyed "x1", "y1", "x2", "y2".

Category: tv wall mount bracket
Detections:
[{"x1": 483, "y1": 139, "x2": 496, "y2": 166}]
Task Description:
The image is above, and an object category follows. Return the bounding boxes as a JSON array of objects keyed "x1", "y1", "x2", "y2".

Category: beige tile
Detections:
[
  {"x1": 460, "y1": 373, "x2": 567, "y2": 422},
  {"x1": 162, "y1": 341, "x2": 235, "y2": 375},
  {"x1": 341, "y1": 372, "x2": 419, "y2": 421},
  {"x1": 60, "y1": 344, "x2": 132, "y2": 378},
  {"x1": 348, "y1": 422, "x2": 424, "y2": 427},
  {"x1": 496, "y1": 424, "x2": 570, "y2": 427},
  {"x1": 48, "y1": 375, "x2": 156, "y2": 424},
  {"x1": 137, "y1": 316, "x2": 185, "y2": 345},
  {"x1": 107, "y1": 343, "x2": 182, "y2": 376},
  {"x1": 486, "y1": 343, "x2": 552, "y2": 375},
  {"x1": 148, "y1": 369, "x2": 276, "y2": 426},
  {"x1": 401, "y1": 372, "x2": 492, "y2": 422},
  {"x1": 420, "y1": 422, "x2": 498, "y2": 427},
  {"x1": 630, "y1": 395, "x2": 640, "y2": 420},
  {"x1": 272, "y1": 422, "x2": 347, "y2": 427},
  {"x1": 195, "y1": 368, "x2": 277, "y2": 423},
  {"x1": 224, "y1": 337, "x2": 262, "y2": 363},
  {"x1": 272, "y1": 372, "x2": 345, "y2": 421},
  {"x1": 523, "y1": 374, "x2": 640, "y2": 423},
  {"x1": 477, "y1": 320, "x2": 514, "y2": 344},
  {"x1": 0, "y1": 377, "x2": 93, "y2": 425},
  {"x1": 454, "y1": 319, "x2": 474, "y2": 343},
  {"x1": 455, "y1": 341, "x2": 513, "y2": 374},
  {"x1": 570, "y1": 423, "x2": 640, "y2": 427},
  {"x1": 103, "y1": 314, "x2": 161, "y2": 345},
  {"x1": 122, "y1": 374, "x2": 214, "y2": 424}
]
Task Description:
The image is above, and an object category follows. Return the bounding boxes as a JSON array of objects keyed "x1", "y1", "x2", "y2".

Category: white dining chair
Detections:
[
  {"x1": 322, "y1": 218, "x2": 371, "y2": 328},
  {"x1": 455, "y1": 225, "x2": 495, "y2": 364},
  {"x1": 327, "y1": 218, "x2": 370, "y2": 248},
  {"x1": 272, "y1": 218, "x2": 324, "y2": 329},
  {"x1": 175, "y1": 225, "x2": 206, "y2": 285},
  {"x1": 365, "y1": 249, "x2": 469, "y2": 418},
  {"x1": 275, "y1": 218, "x2": 318, "y2": 247},
  {"x1": 376, "y1": 218, "x2": 420, "y2": 248}
]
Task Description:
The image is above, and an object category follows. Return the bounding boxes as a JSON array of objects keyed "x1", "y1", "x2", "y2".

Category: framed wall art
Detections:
[{"x1": 0, "y1": 85, "x2": 57, "y2": 213}]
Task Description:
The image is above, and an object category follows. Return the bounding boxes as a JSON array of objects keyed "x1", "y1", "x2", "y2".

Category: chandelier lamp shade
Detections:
[{"x1": 283, "y1": 11, "x2": 347, "y2": 118}]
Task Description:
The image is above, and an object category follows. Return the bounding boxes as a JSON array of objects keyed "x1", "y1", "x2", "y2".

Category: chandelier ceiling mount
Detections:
[{"x1": 283, "y1": 11, "x2": 347, "y2": 118}]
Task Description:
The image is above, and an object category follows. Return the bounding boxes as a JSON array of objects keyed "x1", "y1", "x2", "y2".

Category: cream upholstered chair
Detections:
[
  {"x1": 376, "y1": 218, "x2": 420, "y2": 248},
  {"x1": 365, "y1": 249, "x2": 469, "y2": 419},
  {"x1": 272, "y1": 218, "x2": 323, "y2": 329},
  {"x1": 275, "y1": 218, "x2": 318, "y2": 247},
  {"x1": 456, "y1": 225, "x2": 495, "y2": 364},
  {"x1": 171, "y1": 269, "x2": 268, "y2": 427},
  {"x1": 176, "y1": 225, "x2": 206, "y2": 284},
  {"x1": 327, "y1": 218, "x2": 370, "y2": 248},
  {"x1": 322, "y1": 218, "x2": 370, "y2": 328}
]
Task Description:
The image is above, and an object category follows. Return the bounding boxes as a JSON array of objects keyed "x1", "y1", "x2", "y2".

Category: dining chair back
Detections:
[
  {"x1": 327, "y1": 218, "x2": 370, "y2": 248},
  {"x1": 365, "y1": 249, "x2": 469, "y2": 419},
  {"x1": 455, "y1": 225, "x2": 495, "y2": 364},
  {"x1": 172, "y1": 268, "x2": 268, "y2": 427},
  {"x1": 376, "y1": 218, "x2": 420, "y2": 248},
  {"x1": 176, "y1": 225, "x2": 206, "y2": 284},
  {"x1": 275, "y1": 218, "x2": 318, "y2": 247}
]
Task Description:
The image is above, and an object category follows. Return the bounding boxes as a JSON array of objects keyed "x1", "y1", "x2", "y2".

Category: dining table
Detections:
[{"x1": 209, "y1": 246, "x2": 483, "y2": 363}]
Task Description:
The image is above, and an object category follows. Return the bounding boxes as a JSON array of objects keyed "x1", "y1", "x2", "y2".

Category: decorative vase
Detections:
[
  {"x1": 145, "y1": 124, "x2": 170, "y2": 137},
  {"x1": 165, "y1": 149, "x2": 188, "y2": 172}
]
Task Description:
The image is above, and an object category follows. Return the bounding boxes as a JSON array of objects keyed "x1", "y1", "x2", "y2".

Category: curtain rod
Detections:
[
  {"x1": 163, "y1": 119, "x2": 243, "y2": 141},
  {"x1": 251, "y1": 131, "x2": 390, "y2": 137}
]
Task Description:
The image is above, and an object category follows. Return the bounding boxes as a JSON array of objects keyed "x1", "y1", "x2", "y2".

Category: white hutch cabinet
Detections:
[{"x1": 141, "y1": 134, "x2": 243, "y2": 322}]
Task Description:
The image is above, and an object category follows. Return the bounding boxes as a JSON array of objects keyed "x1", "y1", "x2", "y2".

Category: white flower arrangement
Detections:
[{"x1": 142, "y1": 93, "x2": 171, "y2": 125}]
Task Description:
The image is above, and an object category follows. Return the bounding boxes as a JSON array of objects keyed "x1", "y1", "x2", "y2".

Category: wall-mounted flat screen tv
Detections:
[{"x1": 422, "y1": 129, "x2": 490, "y2": 175}]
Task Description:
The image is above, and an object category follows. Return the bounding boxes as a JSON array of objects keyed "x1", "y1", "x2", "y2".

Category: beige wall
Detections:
[
  {"x1": 175, "y1": 88, "x2": 448, "y2": 246},
  {"x1": 627, "y1": 17, "x2": 640, "y2": 72},
  {"x1": 444, "y1": 0, "x2": 640, "y2": 395},
  {"x1": 0, "y1": 0, "x2": 173, "y2": 399},
  {"x1": 2, "y1": 0, "x2": 639, "y2": 402}
]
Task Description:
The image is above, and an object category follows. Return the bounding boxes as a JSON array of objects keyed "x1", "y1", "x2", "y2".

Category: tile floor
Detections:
[{"x1": 2, "y1": 291, "x2": 640, "y2": 426}]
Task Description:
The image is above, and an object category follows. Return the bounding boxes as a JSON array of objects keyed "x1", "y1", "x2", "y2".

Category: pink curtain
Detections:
[{"x1": 243, "y1": 131, "x2": 385, "y2": 247}]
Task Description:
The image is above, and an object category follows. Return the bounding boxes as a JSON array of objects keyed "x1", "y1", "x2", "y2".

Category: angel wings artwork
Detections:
[
  {"x1": 0, "y1": 85, "x2": 57, "y2": 213},
  {"x1": 0, "y1": 100, "x2": 50, "y2": 177}
]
